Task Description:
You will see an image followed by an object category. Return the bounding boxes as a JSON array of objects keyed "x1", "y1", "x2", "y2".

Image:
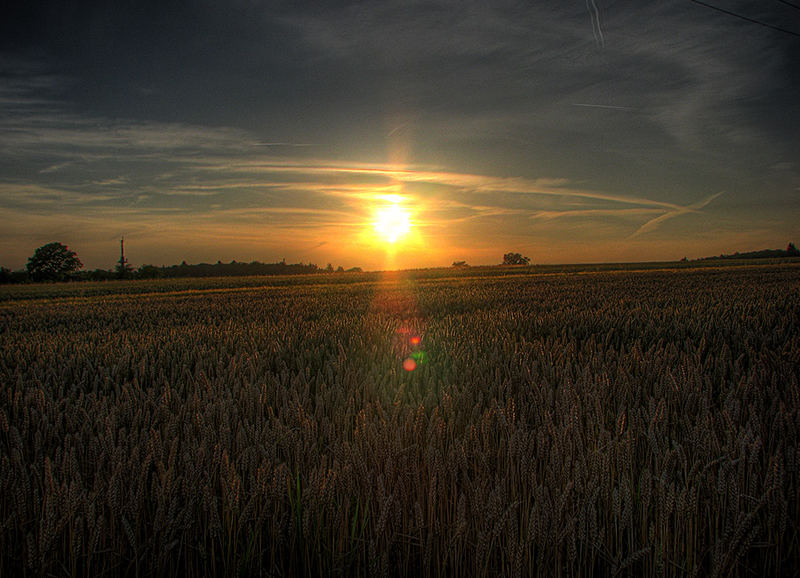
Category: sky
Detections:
[{"x1": 1, "y1": 0, "x2": 798, "y2": 271}]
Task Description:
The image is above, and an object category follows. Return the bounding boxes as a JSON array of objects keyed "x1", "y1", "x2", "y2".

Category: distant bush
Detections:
[{"x1": 502, "y1": 252, "x2": 530, "y2": 265}]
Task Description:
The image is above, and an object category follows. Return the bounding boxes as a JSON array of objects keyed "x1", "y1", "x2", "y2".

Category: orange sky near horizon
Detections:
[{"x1": 0, "y1": 156, "x2": 794, "y2": 272}]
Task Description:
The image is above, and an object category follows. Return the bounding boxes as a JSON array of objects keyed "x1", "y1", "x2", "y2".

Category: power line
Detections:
[{"x1": 689, "y1": 0, "x2": 800, "y2": 37}]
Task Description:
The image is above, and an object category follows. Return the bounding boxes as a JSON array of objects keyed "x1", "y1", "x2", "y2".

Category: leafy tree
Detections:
[
  {"x1": 787, "y1": 242, "x2": 799, "y2": 256},
  {"x1": 503, "y1": 252, "x2": 530, "y2": 266},
  {"x1": 26, "y1": 242, "x2": 83, "y2": 281}
]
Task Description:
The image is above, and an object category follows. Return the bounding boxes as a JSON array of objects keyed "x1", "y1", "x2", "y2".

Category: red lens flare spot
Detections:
[
  {"x1": 403, "y1": 358, "x2": 417, "y2": 371},
  {"x1": 410, "y1": 336, "x2": 421, "y2": 346}
]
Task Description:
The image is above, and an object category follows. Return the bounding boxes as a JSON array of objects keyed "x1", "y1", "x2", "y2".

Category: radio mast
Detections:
[
  {"x1": 119, "y1": 237, "x2": 127, "y2": 269},
  {"x1": 117, "y1": 237, "x2": 131, "y2": 278}
]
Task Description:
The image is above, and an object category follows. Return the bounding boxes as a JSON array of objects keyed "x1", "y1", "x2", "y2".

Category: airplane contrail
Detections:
[
  {"x1": 586, "y1": 0, "x2": 605, "y2": 47},
  {"x1": 572, "y1": 103, "x2": 634, "y2": 111},
  {"x1": 628, "y1": 192, "x2": 724, "y2": 239},
  {"x1": 256, "y1": 141, "x2": 315, "y2": 147},
  {"x1": 387, "y1": 123, "x2": 410, "y2": 138}
]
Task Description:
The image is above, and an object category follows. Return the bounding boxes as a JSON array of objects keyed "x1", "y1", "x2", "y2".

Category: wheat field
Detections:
[{"x1": 1, "y1": 264, "x2": 798, "y2": 576}]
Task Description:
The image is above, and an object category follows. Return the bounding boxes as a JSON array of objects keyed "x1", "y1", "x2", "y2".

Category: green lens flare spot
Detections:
[{"x1": 410, "y1": 351, "x2": 426, "y2": 364}]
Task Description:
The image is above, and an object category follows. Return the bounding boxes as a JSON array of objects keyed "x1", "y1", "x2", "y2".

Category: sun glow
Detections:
[{"x1": 373, "y1": 204, "x2": 412, "y2": 244}]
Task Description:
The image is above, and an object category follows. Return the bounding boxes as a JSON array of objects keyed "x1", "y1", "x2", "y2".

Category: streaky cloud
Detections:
[
  {"x1": 217, "y1": 160, "x2": 687, "y2": 211},
  {"x1": 571, "y1": 103, "x2": 635, "y2": 111},
  {"x1": 628, "y1": 192, "x2": 724, "y2": 239}
]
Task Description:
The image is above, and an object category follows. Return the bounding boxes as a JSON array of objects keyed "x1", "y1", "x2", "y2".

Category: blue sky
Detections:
[{"x1": 1, "y1": 0, "x2": 798, "y2": 270}]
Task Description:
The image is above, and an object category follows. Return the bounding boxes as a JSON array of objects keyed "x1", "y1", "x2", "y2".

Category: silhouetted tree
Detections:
[
  {"x1": 787, "y1": 242, "x2": 799, "y2": 256},
  {"x1": 87, "y1": 269, "x2": 114, "y2": 281},
  {"x1": 0, "y1": 267, "x2": 12, "y2": 284},
  {"x1": 15, "y1": 270, "x2": 29, "y2": 282},
  {"x1": 136, "y1": 265, "x2": 163, "y2": 279},
  {"x1": 452, "y1": 260, "x2": 469, "y2": 267},
  {"x1": 26, "y1": 242, "x2": 83, "y2": 281},
  {"x1": 115, "y1": 263, "x2": 134, "y2": 279},
  {"x1": 503, "y1": 252, "x2": 530, "y2": 265}
]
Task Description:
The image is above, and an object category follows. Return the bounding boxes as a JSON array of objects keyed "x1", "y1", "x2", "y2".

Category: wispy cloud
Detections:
[
  {"x1": 211, "y1": 159, "x2": 698, "y2": 215},
  {"x1": 571, "y1": 103, "x2": 635, "y2": 111},
  {"x1": 0, "y1": 83, "x2": 727, "y2": 249},
  {"x1": 532, "y1": 207, "x2": 660, "y2": 220}
]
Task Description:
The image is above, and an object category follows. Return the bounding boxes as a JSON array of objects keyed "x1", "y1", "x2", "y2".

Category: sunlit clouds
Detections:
[
  {"x1": 0, "y1": 85, "x2": 777, "y2": 270},
  {"x1": 0, "y1": 122, "x2": 777, "y2": 270}
]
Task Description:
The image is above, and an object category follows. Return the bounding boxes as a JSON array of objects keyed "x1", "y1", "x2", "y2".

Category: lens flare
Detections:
[
  {"x1": 410, "y1": 351, "x2": 426, "y2": 364},
  {"x1": 410, "y1": 336, "x2": 421, "y2": 346},
  {"x1": 403, "y1": 358, "x2": 417, "y2": 371}
]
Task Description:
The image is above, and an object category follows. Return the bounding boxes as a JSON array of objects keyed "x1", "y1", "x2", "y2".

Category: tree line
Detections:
[
  {"x1": 0, "y1": 242, "x2": 362, "y2": 284},
  {"x1": 699, "y1": 242, "x2": 800, "y2": 261},
  {"x1": 8, "y1": 241, "x2": 794, "y2": 284}
]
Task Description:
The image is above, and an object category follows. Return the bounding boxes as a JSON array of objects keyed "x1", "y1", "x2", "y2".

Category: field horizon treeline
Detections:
[
  {"x1": 1, "y1": 264, "x2": 798, "y2": 576},
  {"x1": 2, "y1": 241, "x2": 798, "y2": 285},
  {"x1": 0, "y1": 255, "x2": 364, "y2": 285}
]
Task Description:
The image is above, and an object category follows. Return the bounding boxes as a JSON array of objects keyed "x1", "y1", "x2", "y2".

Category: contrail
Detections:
[
  {"x1": 586, "y1": 0, "x2": 605, "y2": 47},
  {"x1": 256, "y1": 141, "x2": 315, "y2": 147},
  {"x1": 572, "y1": 103, "x2": 634, "y2": 111},
  {"x1": 628, "y1": 191, "x2": 723, "y2": 239},
  {"x1": 388, "y1": 123, "x2": 410, "y2": 138}
]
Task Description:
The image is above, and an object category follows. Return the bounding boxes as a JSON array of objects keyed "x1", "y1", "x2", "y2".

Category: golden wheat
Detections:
[{"x1": 0, "y1": 264, "x2": 797, "y2": 576}]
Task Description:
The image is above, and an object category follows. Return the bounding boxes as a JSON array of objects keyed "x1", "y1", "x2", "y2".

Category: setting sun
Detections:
[{"x1": 373, "y1": 204, "x2": 412, "y2": 244}]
